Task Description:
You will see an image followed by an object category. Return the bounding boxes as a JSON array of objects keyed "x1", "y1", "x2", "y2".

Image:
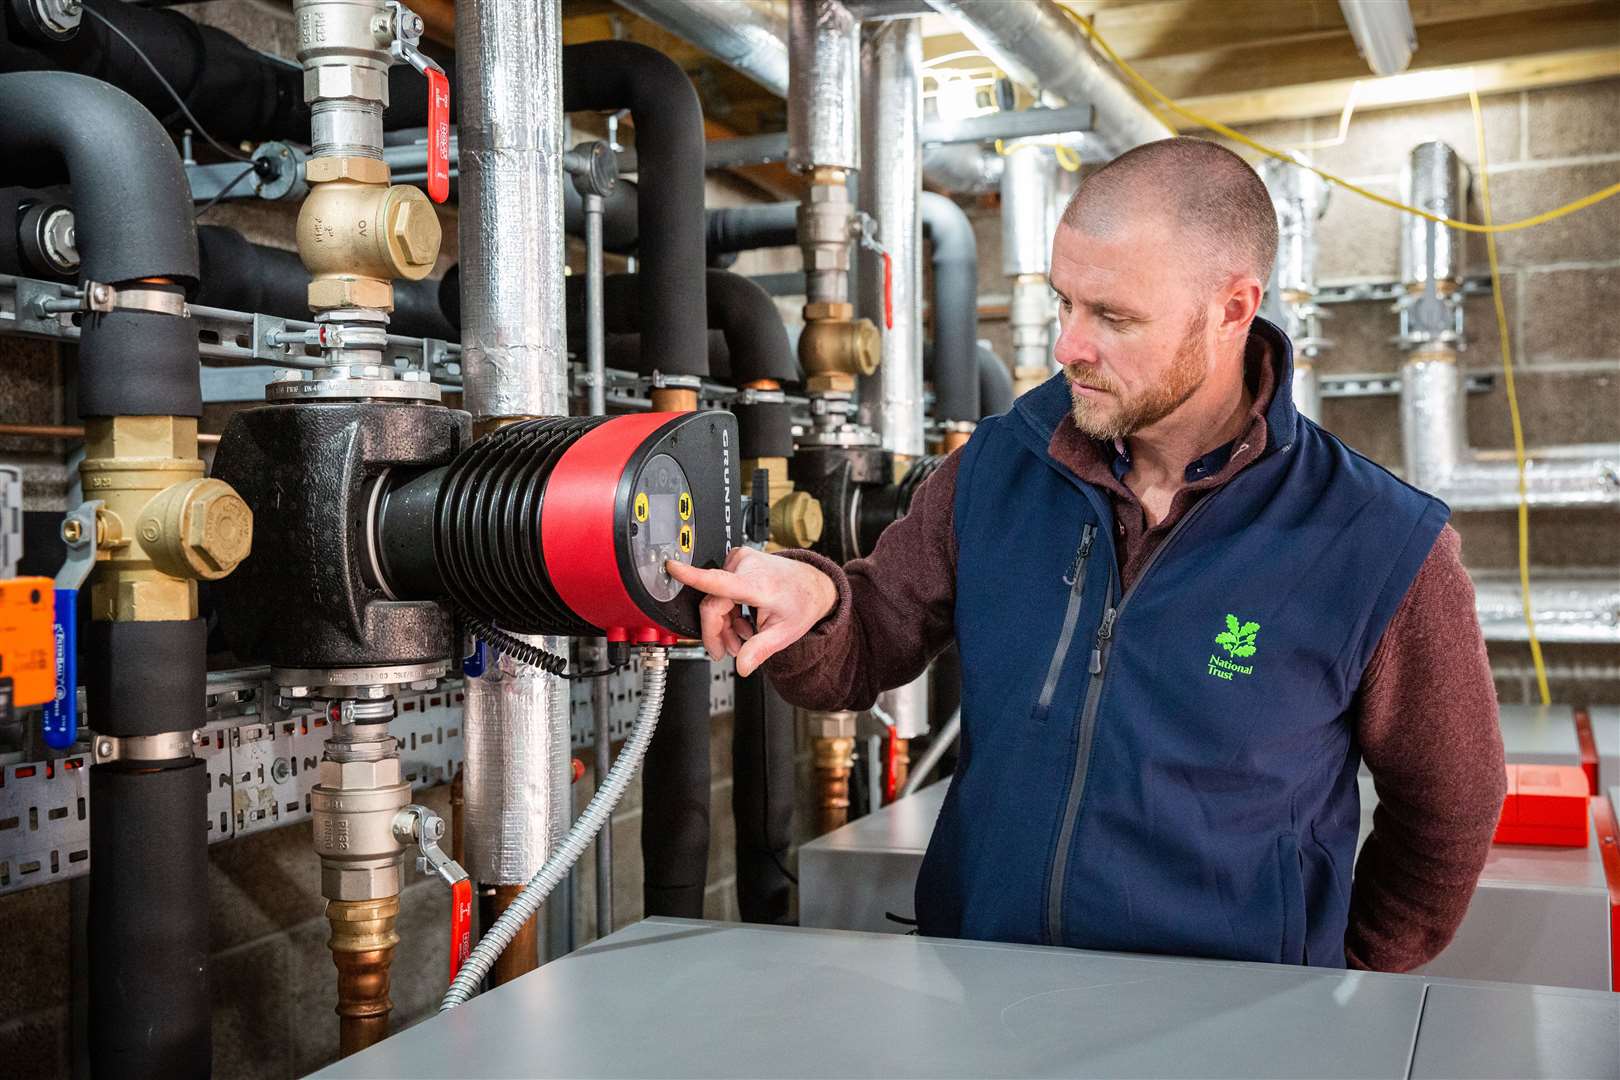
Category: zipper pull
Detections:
[
  {"x1": 1064, "y1": 523, "x2": 1097, "y2": 586},
  {"x1": 1089, "y1": 606, "x2": 1117, "y2": 674}
]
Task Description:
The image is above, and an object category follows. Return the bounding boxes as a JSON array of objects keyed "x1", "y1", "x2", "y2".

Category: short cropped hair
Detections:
[{"x1": 1060, "y1": 137, "x2": 1279, "y2": 288}]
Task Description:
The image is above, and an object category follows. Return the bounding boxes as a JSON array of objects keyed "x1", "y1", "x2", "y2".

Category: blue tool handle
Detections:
[{"x1": 42, "y1": 587, "x2": 77, "y2": 749}]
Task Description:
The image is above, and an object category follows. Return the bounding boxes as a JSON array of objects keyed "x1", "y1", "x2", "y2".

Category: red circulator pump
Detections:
[{"x1": 366, "y1": 411, "x2": 740, "y2": 665}]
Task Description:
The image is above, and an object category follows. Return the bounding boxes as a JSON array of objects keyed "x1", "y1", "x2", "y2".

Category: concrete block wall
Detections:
[{"x1": 968, "y1": 79, "x2": 1620, "y2": 707}]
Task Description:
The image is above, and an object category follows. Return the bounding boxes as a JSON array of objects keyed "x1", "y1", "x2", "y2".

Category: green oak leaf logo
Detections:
[{"x1": 1215, "y1": 613, "x2": 1259, "y2": 658}]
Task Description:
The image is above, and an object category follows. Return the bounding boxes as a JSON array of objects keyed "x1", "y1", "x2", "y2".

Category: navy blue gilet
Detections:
[{"x1": 916, "y1": 318, "x2": 1449, "y2": 967}]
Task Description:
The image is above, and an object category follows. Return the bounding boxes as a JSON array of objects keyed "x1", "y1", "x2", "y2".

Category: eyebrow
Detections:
[{"x1": 1047, "y1": 277, "x2": 1150, "y2": 322}]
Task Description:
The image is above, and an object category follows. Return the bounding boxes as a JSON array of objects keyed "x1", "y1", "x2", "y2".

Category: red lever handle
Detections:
[
  {"x1": 426, "y1": 67, "x2": 451, "y2": 204},
  {"x1": 449, "y1": 877, "x2": 473, "y2": 981},
  {"x1": 881, "y1": 251, "x2": 894, "y2": 330}
]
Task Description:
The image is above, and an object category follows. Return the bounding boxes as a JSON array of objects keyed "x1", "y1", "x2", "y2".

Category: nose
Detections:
[{"x1": 1053, "y1": 316, "x2": 1098, "y2": 370}]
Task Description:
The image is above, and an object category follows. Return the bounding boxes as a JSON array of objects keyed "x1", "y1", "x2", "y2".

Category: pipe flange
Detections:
[
  {"x1": 266, "y1": 375, "x2": 443, "y2": 403},
  {"x1": 274, "y1": 662, "x2": 448, "y2": 700},
  {"x1": 565, "y1": 140, "x2": 618, "y2": 199}
]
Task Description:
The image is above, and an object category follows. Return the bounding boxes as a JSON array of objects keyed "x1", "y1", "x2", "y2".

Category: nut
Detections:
[
  {"x1": 308, "y1": 277, "x2": 394, "y2": 312},
  {"x1": 389, "y1": 197, "x2": 440, "y2": 267},
  {"x1": 770, "y1": 490, "x2": 824, "y2": 549},
  {"x1": 182, "y1": 480, "x2": 253, "y2": 577},
  {"x1": 303, "y1": 64, "x2": 388, "y2": 108},
  {"x1": 802, "y1": 301, "x2": 854, "y2": 322},
  {"x1": 60, "y1": 518, "x2": 82, "y2": 544},
  {"x1": 803, "y1": 709, "x2": 858, "y2": 740},
  {"x1": 804, "y1": 373, "x2": 857, "y2": 394},
  {"x1": 318, "y1": 757, "x2": 403, "y2": 789},
  {"x1": 305, "y1": 155, "x2": 390, "y2": 185}
]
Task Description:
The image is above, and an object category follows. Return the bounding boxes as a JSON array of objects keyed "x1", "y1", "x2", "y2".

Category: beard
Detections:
[{"x1": 1068, "y1": 307, "x2": 1209, "y2": 440}]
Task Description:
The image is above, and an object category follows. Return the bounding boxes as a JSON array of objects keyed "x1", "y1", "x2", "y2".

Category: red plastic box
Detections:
[{"x1": 1493, "y1": 763, "x2": 1590, "y2": 847}]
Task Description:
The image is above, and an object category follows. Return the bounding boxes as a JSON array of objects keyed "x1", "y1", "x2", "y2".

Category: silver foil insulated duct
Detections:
[{"x1": 455, "y1": 0, "x2": 572, "y2": 884}]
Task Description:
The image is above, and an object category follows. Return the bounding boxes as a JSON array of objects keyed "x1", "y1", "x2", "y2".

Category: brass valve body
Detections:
[
  {"x1": 298, "y1": 156, "x2": 442, "y2": 312},
  {"x1": 742, "y1": 458, "x2": 824, "y2": 550},
  {"x1": 80, "y1": 416, "x2": 253, "y2": 622}
]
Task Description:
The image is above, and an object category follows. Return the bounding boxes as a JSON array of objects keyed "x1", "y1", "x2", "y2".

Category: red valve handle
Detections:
[
  {"x1": 426, "y1": 67, "x2": 451, "y2": 204},
  {"x1": 881, "y1": 251, "x2": 894, "y2": 330},
  {"x1": 449, "y1": 877, "x2": 473, "y2": 982}
]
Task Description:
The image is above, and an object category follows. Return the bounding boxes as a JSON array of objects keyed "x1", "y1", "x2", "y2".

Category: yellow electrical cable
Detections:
[
  {"x1": 1053, "y1": 143, "x2": 1082, "y2": 173},
  {"x1": 1058, "y1": 9, "x2": 1620, "y2": 235},
  {"x1": 1470, "y1": 86, "x2": 1551, "y2": 705}
]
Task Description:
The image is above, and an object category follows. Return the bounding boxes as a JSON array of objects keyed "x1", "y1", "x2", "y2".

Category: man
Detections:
[{"x1": 669, "y1": 138, "x2": 1506, "y2": 972}]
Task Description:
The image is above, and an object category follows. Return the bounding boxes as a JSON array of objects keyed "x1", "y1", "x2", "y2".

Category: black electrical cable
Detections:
[
  {"x1": 192, "y1": 163, "x2": 256, "y2": 219},
  {"x1": 80, "y1": 4, "x2": 254, "y2": 165},
  {"x1": 457, "y1": 607, "x2": 622, "y2": 681}
]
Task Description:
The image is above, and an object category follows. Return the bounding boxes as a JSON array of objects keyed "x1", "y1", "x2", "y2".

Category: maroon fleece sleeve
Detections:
[
  {"x1": 763, "y1": 451, "x2": 961, "y2": 712},
  {"x1": 1345, "y1": 524, "x2": 1507, "y2": 972}
]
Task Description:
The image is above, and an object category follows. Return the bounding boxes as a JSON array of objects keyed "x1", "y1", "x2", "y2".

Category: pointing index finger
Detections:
[{"x1": 666, "y1": 560, "x2": 764, "y2": 606}]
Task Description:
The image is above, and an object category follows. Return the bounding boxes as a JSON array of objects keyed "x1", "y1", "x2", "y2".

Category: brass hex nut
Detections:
[
  {"x1": 308, "y1": 276, "x2": 394, "y2": 312},
  {"x1": 802, "y1": 301, "x2": 853, "y2": 322},
  {"x1": 803, "y1": 709, "x2": 858, "y2": 740},
  {"x1": 769, "y1": 490, "x2": 824, "y2": 549},
  {"x1": 387, "y1": 191, "x2": 441, "y2": 270},
  {"x1": 136, "y1": 477, "x2": 252, "y2": 581},
  {"x1": 804, "y1": 372, "x2": 857, "y2": 394},
  {"x1": 305, "y1": 155, "x2": 390, "y2": 185}
]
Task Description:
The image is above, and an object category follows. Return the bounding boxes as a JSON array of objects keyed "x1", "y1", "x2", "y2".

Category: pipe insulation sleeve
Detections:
[
  {"x1": 442, "y1": 649, "x2": 669, "y2": 1010},
  {"x1": 978, "y1": 345, "x2": 1015, "y2": 417},
  {"x1": 0, "y1": 71, "x2": 197, "y2": 290},
  {"x1": 564, "y1": 42, "x2": 709, "y2": 379},
  {"x1": 89, "y1": 760, "x2": 210, "y2": 1078},
  {"x1": 921, "y1": 192, "x2": 980, "y2": 423},
  {"x1": 640, "y1": 657, "x2": 711, "y2": 917}
]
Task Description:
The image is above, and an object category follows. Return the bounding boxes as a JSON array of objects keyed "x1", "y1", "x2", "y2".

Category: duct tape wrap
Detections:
[
  {"x1": 1400, "y1": 142, "x2": 1470, "y2": 291},
  {"x1": 455, "y1": 0, "x2": 570, "y2": 420},
  {"x1": 462, "y1": 639, "x2": 572, "y2": 882},
  {"x1": 1001, "y1": 143, "x2": 1055, "y2": 278},
  {"x1": 1472, "y1": 574, "x2": 1620, "y2": 644},
  {"x1": 616, "y1": 0, "x2": 789, "y2": 96},
  {"x1": 788, "y1": 0, "x2": 859, "y2": 173},
  {"x1": 857, "y1": 18, "x2": 924, "y2": 458}
]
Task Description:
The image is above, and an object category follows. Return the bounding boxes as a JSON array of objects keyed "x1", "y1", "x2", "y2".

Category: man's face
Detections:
[{"x1": 1049, "y1": 218, "x2": 1217, "y2": 441}]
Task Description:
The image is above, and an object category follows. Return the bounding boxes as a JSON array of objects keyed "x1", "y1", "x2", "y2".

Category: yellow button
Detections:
[
  {"x1": 634, "y1": 492, "x2": 649, "y2": 522},
  {"x1": 678, "y1": 492, "x2": 692, "y2": 520},
  {"x1": 678, "y1": 524, "x2": 693, "y2": 552}
]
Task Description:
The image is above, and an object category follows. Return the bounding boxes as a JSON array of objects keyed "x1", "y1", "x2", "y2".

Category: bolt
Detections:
[
  {"x1": 390, "y1": 199, "x2": 439, "y2": 267},
  {"x1": 61, "y1": 518, "x2": 82, "y2": 544},
  {"x1": 271, "y1": 758, "x2": 291, "y2": 783},
  {"x1": 424, "y1": 816, "x2": 445, "y2": 841},
  {"x1": 91, "y1": 285, "x2": 108, "y2": 304},
  {"x1": 182, "y1": 480, "x2": 252, "y2": 577},
  {"x1": 190, "y1": 728, "x2": 204, "y2": 745},
  {"x1": 97, "y1": 738, "x2": 113, "y2": 758},
  {"x1": 409, "y1": 13, "x2": 423, "y2": 35}
]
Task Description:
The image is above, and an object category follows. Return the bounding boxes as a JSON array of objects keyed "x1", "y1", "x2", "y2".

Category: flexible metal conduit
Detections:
[
  {"x1": 923, "y1": 0, "x2": 1172, "y2": 157},
  {"x1": 443, "y1": 649, "x2": 668, "y2": 1009}
]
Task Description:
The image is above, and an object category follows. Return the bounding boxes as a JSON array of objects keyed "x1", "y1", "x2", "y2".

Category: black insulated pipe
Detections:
[
  {"x1": 0, "y1": 0, "x2": 452, "y2": 144},
  {"x1": 978, "y1": 345, "x2": 1015, "y2": 417},
  {"x1": 921, "y1": 192, "x2": 980, "y2": 424},
  {"x1": 733, "y1": 672, "x2": 796, "y2": 923},
  {"x1": 564, "y1": 42, "x2": 708, "y2": 378},
  {"x1": 565, "y1": 177, "x2": 640, "y2": 255},
  {"x1": 706, "y1": 202, "x2": 798, "y2": 265},
  {"x1": 0, "y1": 0, "x2": 303, "y2": 143},
  {"x1": 0, "y1": 71, "x2": 209, "y2": 1076},
  {"x1": 196, "y1": 226, "x2": 456, "y2": 340},
  {"x1": 641, "y1": 657, "x2": 712, "y2": 917}
]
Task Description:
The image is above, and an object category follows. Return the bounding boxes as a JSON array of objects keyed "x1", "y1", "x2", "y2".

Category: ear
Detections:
[{"x1": 1216, "y1": 276, "x2": 1263, "y2": 343}]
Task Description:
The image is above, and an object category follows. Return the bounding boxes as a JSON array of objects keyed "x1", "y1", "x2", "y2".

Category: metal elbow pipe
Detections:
[
  {"x1": 564, "y1": 41, "x2": 709, "y2": 381},
  {"x1": 921, "y1": 191, "x2": 980, "y2": 424},
  {"x1": 978, "y1": 345, "x2": 1015, "y2": 417}
]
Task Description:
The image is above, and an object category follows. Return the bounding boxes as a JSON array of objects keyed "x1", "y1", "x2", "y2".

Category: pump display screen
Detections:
[{"x1": 630, "y1": 454, "x2": 693, "y2": 602}]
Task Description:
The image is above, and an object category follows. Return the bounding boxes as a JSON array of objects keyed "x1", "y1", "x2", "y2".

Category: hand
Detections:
[{"x1": 666, "y1": 547, "x2": 838, "y2": 677}]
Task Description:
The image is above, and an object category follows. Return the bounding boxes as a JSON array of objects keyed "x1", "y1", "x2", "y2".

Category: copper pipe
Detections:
[
  {"x1": 941, "y1": 429, "x2": 972, "y2": 453},
  {"x1": 487, "y1": 883, "x2": 539, "y2": 984},
  {"x1": 0, "y1": 422, "x2": 220, "y2": 444},
  {"x1": 449, "y1": 766, "x2": 465, "y2": 867},
  {"x1": 327, "y1": 896, "x2": 400, "y2": 1057},
  {"x1": 650, "y1": 387, "x2": 700, "y2": 413},
  {"x1": 812, "y1": 735, "x2": 856, "y2": 834}
]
